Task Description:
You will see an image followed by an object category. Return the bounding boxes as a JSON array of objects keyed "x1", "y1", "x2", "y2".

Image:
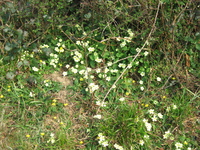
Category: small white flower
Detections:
[
  {"x1": 88, "y1": 47, "x2": 95, "y2": 52},
  {"x1": 135, "y1": 61, "x2": 139, "y2": 65},
  {"x1": 157, "y1": 77, "x2": 162, "y2": 82},
  {"x1": 106, "y1": 76, "x2": 111, "y2": 81},
  {"x1": 166, "y1": 106, "x2": 171, "y2": 112},
  {"x1": 187, "y1": 147, "x2": 192, "y2": 150},
  {"x1": 148, "y1": 109, "x2": 155, "y2": 114},
  {"x1": 139, "y1": 80, "x2": 143, "y2": 84},
  {"x1": 144, "y1": 51, "x2": 149, "y2": 56},
  {"x1": 118, "y1": 63, "x2": 126, "y2": 68},
  {"x1": 29, "y1": 92, "x2": 34, "y2": 97},
  {"x1": 152, "y1": 115, "x2": 157, "y2": 122},
  {"x1": 57, "y1": 43, "x2": 61, "y2": 47},
  {"x1": 140, "y1": 72, "x2": 145, "y2": 76},
  {"x1": 163, "y1": 130, "x2": 171, "y2": 139},
  {"x1": 32, "y1": 66, "x2": 39, "y2": 72},
  {"x1": 76, "y1": 41, "x2": 81, "y2": 45},
  {"x1": 88, "y1": 83, "x2": 99, "y2": 93},
  {"x1": 145, "y1": 122, "x2": 152, "y2": 131},
  {"x1": 107, "y1": 62, "x2": 112, "y2": 66},
  {"x1": 73, "y1": 56, "x2": 80, "y2": 62},
  {"x1": 143, "y1": 119, "x2": 148, "y2": 123},
  {"x1": 173, "y1": 104, "x2": 177, "y2": 109},
  {"x1": 101, "y1": 140, "x2": 109, "y2": 147},
  {"x1": 71, "y1": 67, "x2": 78, "y2": 74},
  {"x1": 96, "y1": 68, "x2": 101, "y2": 73},
  {"x1": 95, "y1": 57, "x2": 102, "y2": 63},
  {"x1": 127, "y1": 64, "x2": 132, "y2": 68},
  {"x1": 136, "y1": 48, "x2": 140, "y2": 52},
  {"x1": 120, "y1": 41, "x2": 126, "y2": 47},
  {"x1": 140, "y1": 86, "x2": 144, "y2": 91},
  {"x1": 157, "y1": 113, "x2": 163, "y2": 119},
  {"x1": 79, "y1": 69, "x2": 85, "y2": 75},
  {"x1": 139, "y1": 140, "x2": 144, "y2": 146},
  {"x1": 62, "y1": 71, "x2": 67, "y2": 76},
  {"x1": 119, "y1": 97, "x2": 125, "y2": 102},
  {"x1": 93, "y1": 114, "x2": 102, "y2": 119},
  {"x1": 110, "y1": 69, "x2": 118, "y2": 73},
  {"x1": 153, "y1": 100, "x2": 158, "y2": 105},
  {"x1": 114, "y1": 143, "x2": 124, "y2": 150},
  {"x1": 175, "y1": 142, "x2": 183, "y2": 149}
]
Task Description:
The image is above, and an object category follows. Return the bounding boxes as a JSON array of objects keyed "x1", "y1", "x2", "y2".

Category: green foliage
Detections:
[{"x1": 0, "y1": 0, "x2": 199, "y2": 149}]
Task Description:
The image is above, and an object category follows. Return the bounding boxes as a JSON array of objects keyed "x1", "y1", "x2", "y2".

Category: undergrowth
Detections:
[{"x1": 0, "y1": 0, "x2": 200, "y2": 150}]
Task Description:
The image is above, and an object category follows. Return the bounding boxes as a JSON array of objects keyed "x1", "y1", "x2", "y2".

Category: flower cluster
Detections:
[
  {"x1": 143, "y1": 119, "x2": 152, "y2": 131},
  {"x1": 47, "y1": 133, "x2": 55, "y2": 144},
  {"x1": 147, "y1": 109, "x2": 163, "y2": 122},
  {"x1": 97, "y1": 133, "x2": 109, "y2": 147},
  {"x1": 49, "y1": 53, "x2": 59, "y2": 68},
  {"x1": 114, "y1": 143, "x2": 124, "y2": 150},
  {"x1": 87, "y1": 83, "x2": 99, "y2": 93},
  {"x1": 54, "y1": 39, "x2": 65, "y2": 53},
  {"x1": 71, "y1": 50, "x2": 83, "y2": 62}
]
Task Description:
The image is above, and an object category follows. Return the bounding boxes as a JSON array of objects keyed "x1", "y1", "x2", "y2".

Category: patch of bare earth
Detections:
[{"x1": 43, "y1": 71, "x2": 88, "y2": 148}]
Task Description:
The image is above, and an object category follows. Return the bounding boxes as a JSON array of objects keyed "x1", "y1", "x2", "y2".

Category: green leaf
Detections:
[{"x1": 196, "y1": 44, "x2": 200, "y2": 50}]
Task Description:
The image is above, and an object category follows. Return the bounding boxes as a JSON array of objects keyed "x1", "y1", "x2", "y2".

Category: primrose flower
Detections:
[
  {"x1": 106, "y1": 76, "x2": 111, "y2": 81},
  {"x1": 157, "y1": 113, "x2": 163, "y2": 119},
  {"x1": 120, "y1": 41, "x2": 126, "y2": 47},
  {"x1": 76, "y1": 41, "x2": 81, "y2": 45},
  {"x1": 139, "y1": 80, "x2": 143, "y2": 84},
  {"x1": 140, "y1": 86, "x2": 144, "y2": 91},
  {"x1": 172, "y1": 104, "x2": 177, "y2": 109},
  {"x1": 152, "y1": 115, "x2": 158, "y2": 122},
  {"x1": 175, "y1": 142, "x2": 183, "y2": 149},
  {"x1": 119, "y1": 97, "x2": 125, "y2": 102},
  {"x1": 93, "y1": 114, "x2": 102, "y2": 119},
  {"x1": 88, "y1": 47, "x2": 95, "y2": 52},
  {"x1": 118, "y1": 63, "x2": 126, "y2": 68},
  {"x1": 95, "y1": 57, "x2": 102, "y2": 63},
  {"x1": 29, "y1": 92, "x2": 34, "y2": 97},
  {"x1": 107, "y1": 62, "x2": 112, "y2": 66},
  {"x1": 88, "y1": 83, "x2": 99, "y2": 93},
  {"x1": 114, "y1": 143, "x2": 124, "y2": 150},
  {"x1": 144, "y1": 51, "x2": 149, "y2": 56},
  {"x1": 101, "y1": 140, "x2": 109, "y2": 147},
  {"x1": 157, "y1": 77, "x2": 162, "y2": 81},
  {"x1": 163, "y1": 130, "x2": 172, "y2": 139},
  {"x1": 148, "y1": 109, "x2": 155, "y2": 114},
  {"x1": 73, "y1": 56, "x2": 80, "y2": 62},
  {"x1": 71, "y1": 67, "x2": 78, "y2": 74},
  {"x1": 145, "y1": 122, "x2": 152, "y2": 131},
  {"x1": 140, "y1": 72, "x2": 145, "y2": 76},
  {"x1": 47, "y1": 133, "x2": 55, "y2": 144},
  {"x1": 65, "y1": 64, "x2": 70, "y2": 68},
  {"x1": 62, "y1": 71, "x2": 67, "y2": 76},
  {"x1": 32, "y1": 66, "x2": 39, "y2": 72},
  {"x1": 139, "y1": 140, "x2": 144, "y2": 146}
]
